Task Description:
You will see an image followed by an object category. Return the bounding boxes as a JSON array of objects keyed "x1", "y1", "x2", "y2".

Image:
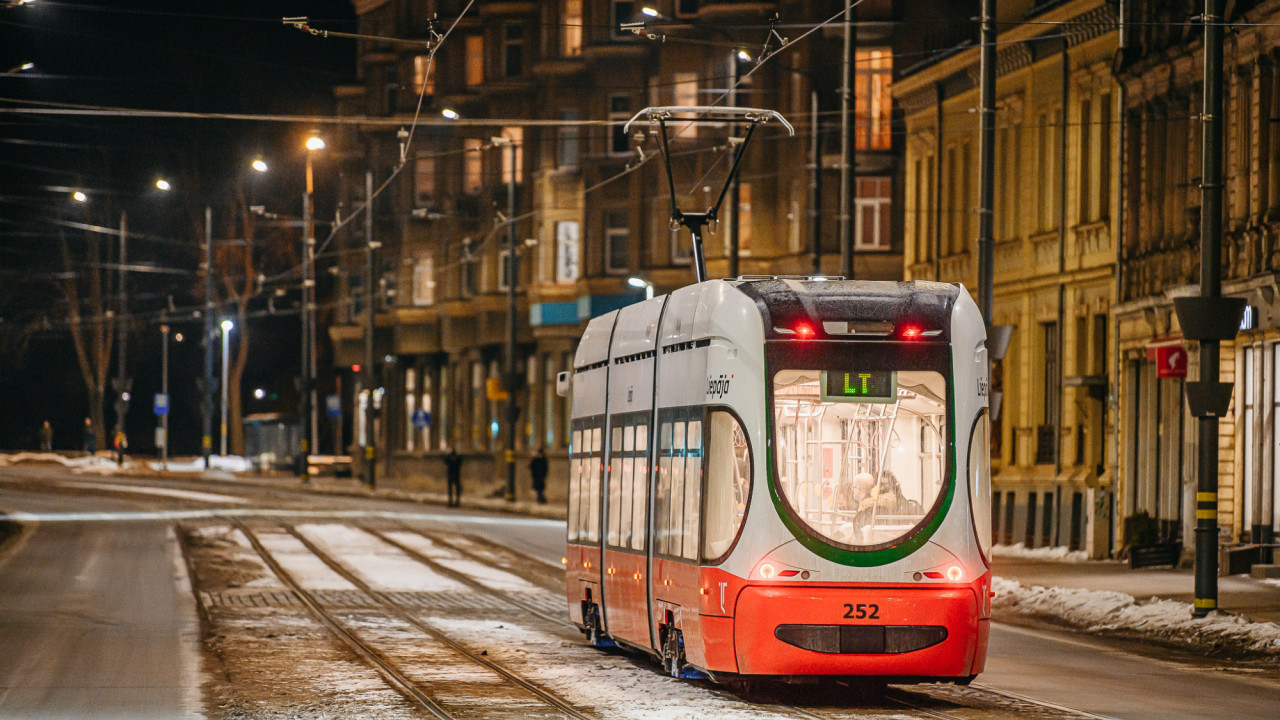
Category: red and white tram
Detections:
[{"x1": 560, "y1": 278, "x2": 992, "y2": 683}]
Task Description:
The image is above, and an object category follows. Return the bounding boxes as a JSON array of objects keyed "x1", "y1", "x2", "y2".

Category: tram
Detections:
[{"x1": 560, "y1": 277, "x2": 993, "y2": 683}]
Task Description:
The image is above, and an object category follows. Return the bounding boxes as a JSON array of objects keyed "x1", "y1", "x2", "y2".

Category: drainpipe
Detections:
[
  {"x1": 1113, "y1": 71, "x2": 1126, "y2": 559},
  {"x1": 1054, "y1": 44, "x2": 1069, "y2": 547}
]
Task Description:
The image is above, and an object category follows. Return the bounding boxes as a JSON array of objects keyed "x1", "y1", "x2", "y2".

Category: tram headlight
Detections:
[
  {"x1": 759, "y1": 562, "x2": 777, "y2": 579},
  {"x1": 946, "y1": 565, "x2": 964, "y2": 582}
]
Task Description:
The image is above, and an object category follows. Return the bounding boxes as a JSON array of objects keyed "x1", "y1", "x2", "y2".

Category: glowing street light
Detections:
[
  {"x1": 737, "y1": 49, "x2": 752, "y2": 62},
  {"x1": 251, "y1": 158, "x2": 268, "y2": 173},
  {"x1": 155, "y1": 178, "x2": 172, "y2": 192},
  {"x1": 628, "y1": 276, "x2": 655, "y2": 300},
  {"x1": 219, "y1": 319, "x2": 234, "y2": 456},
  {"x1": 253, "y1": 388, "x2": 266, "y2": 400},
  {"x1": 71, "y1": 190, "x2": 87, "y2": 203},
  {"x1": 641, "y1": 7, "x2": 660, "y2": 17},
  {"x1": 305, "y1": 135, "x2": 326, "y2": 151},
  {"x1": 441, "y1": 108, "x2": 459, "y2": 120}
]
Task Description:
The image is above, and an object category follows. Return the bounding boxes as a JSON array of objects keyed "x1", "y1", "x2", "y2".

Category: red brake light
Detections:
[
  {"x1": 901, "y1": 325, "x2": 922, "y2": 340},
  {"x1": 794, "y1": 323, "x2": 816, "y2": 338}
]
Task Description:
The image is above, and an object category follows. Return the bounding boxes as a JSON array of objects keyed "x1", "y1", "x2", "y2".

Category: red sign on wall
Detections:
[{"x1": 1156, "y1": 345, "x2": 1188, "y2": 378}]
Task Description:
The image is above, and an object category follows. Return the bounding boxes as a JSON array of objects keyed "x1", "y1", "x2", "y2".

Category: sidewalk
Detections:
[{"x1": 990, "y1": 545, "x2": 1280, "y2": 658}]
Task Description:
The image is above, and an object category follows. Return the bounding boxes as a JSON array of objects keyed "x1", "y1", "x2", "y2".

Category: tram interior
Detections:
[{"x1": 773, "y1": 370, "x2": 948, "y2": 547}]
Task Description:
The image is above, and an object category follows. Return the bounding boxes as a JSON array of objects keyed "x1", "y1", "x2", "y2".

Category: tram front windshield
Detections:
[{"x1": 772, "y1": 367, "x2": 948, "y2": 549}]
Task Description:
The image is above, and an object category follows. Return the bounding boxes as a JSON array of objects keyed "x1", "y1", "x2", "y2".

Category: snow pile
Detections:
[
  {"x1": 0, "y1": 452, "x2": 121, "y2": 471},
  {"x1": 991, "y1": 543, "x2": 1091, "y2": 563},
  {"x1": 153, "y1": 455, "x2": 254, "y2": 473},
  {"x1": 992, "y1": 576, "x2": 1280, "y2": 657}
]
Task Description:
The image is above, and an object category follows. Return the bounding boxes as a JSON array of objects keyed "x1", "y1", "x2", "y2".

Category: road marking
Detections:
[
  {"x1": 0, "y1": 508, "x2": 565, "y2": 524},
  {"x1": 61, "y1": 481, "x2": 251, "y2": 505}
]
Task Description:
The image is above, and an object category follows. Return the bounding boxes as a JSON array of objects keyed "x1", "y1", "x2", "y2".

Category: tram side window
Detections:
[
  {"x1": 655, "y1": 421, "x2": 674, "y2": 555},
  {"x1": 656, "y1": 408, "x2": 704, "y2": 560},
  {"x1": 586, "y1": 426, "x2": 602, "y2": 542},
  {"x1": 682, "y1": 419, "x2": 703, "y2": 561},
  {"x1": 607, "y1": 426, "x2": 623, "y2": 546},
  {"x1": 631, "y1": 423, "x2": 649, "y2": 551},
  {"x1": 568, "y1": 428, "x2": 583, "y2": 541},
  {"x1": 619, "y1": 424, "x2": 635, "y2": 548},
  {"x1": 703, "y1": 410, "x2": 751, "y2": 561},
  {"x1": 607, "y1": 417, "x2": 645, "y2": 550},
  {"x1": 667, "y1": 418, "x2": 687, "y2": 557}
]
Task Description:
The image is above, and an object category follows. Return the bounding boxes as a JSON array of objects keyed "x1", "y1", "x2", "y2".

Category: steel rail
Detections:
[
  {"x1": 966, "y1": 684, "x2": 1118, "y2": 720},
  {"x1": 281, "y1": 524, "x2": 596, "y2": 720},
  {"x1": 234, "y1": 521, "x2": 454, "y2": 720}
]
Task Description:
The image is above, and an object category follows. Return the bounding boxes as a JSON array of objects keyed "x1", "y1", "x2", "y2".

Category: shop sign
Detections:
[{"x1": 1156, "y1": 345, "x2": 1188, "y2": 378}]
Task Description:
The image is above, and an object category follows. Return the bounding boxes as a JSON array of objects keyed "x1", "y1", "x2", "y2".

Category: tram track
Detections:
[{"x1": 235, "y1": 519, "x2": 595, "y2": 720}]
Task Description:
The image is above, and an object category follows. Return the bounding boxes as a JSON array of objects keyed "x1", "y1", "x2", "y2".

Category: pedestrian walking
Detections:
[
  {"x1": 82, "y1": 417, "x2": 95, "y2": 454},
  {"x1": 112, "y1": 429, "x2": 127, "y2": 466},
  {"x1": 38, "y1": 421, "x2": 53, "y2": 452},
  {"x1": 529, "y1": 447, "x2": 549, "y2": 504},
  {"x1": 444, "y1": 448, "x2": 463, "y2": 507}
]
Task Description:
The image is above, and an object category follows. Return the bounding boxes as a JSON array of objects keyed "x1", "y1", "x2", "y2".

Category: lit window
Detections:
[
  {"x1": 738, "y1": 182, "x2": 752, "y2": 253},
  {"x1": 854, "y1": 176, "x2": 892, "y2": 251},
  {"x1": 674, "y1": 73, "x2": 699, "y2": 137},
  {"x1": 855, "y1": 49, "x2": 893, "y2": 151},
  {"x1": 412, "y1": 55, "x2": 436, "y2": 96},
  {"x1": 562, "y1": 0, "x2": 582, "y2": 57},
  {"x1": 412, "y1": 255, "x2": 434, "y2": 306},
  {"x1": 413, "y1": 152, "x2": 434, "y2": 206},
  {"x1": 464, "y1": 138, "x2": 483, "y2": 194},
  {"x1": 465, "y1": 34, "x2": 484, "y2": 86},
  {"x1": 558, "y1": 109, "x2": 580, "y2": 167},
  {"x1": 500, "y1": 126, "x2": 524, "y2": 185}
]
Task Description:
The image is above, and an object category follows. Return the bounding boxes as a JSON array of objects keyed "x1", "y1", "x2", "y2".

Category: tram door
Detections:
[{"x1": 601, "y1": 298, "x2": 663, "y2": 649}]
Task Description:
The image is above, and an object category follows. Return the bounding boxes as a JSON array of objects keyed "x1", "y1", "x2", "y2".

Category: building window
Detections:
[
  {"x1": 502, "y1": 23, "x2": 523, "y2": 78},
  {"x1": 611, "y1": 1, "x2": 635, "y2": 39},
  {"x1": 855, "y1": 49, "x2": 892, "y2": 150},
  {"x1": 854, "y1": 176, "x2": 891, "y2": 250},
  {"x1": 500, "y1": 126, "x2": 523, "y2": 184},
  {"x1": 558, "y1": 110, "x2": 580, "y2": 168},
  {"x1": 404, "y1": 369, "x2": 417, "y2": 452},
  {"x1": 1078, "y1": 98, "x2": 1094, "y2": 223},
  {"x1": 1037, "y1": 321, "x2": 1059, "y2": 465},
  {"x1": 460, "y1": 238, "x2": 477, "y2": 297},
  {"x1": 543, "y1": 353, "x2": 557, "y2": 447},
  {"x1": 562, "y1": 0, "x2": 582, "y2": 57},
  {"x1": 379, "y1": 259, "x2": 396, "y2": 309},
  {"x1": 464, "y1": 138, "x2": 483, "y2": 194},
  {"x1": 605, "y1": 211, "x2": 629, "y2": 274},
  {"x1": 412, "y1": 55, "x2": 436, "y2": 96},
  {"x1": 414, "y1": 152, "x2": 434, "y2": 207},
  {"x1": 556, "y1": 220, "x2": 580, "y2": 283},
  {"x1": 674, "y1": 73, "x2": 699, "y2": 137},
  {"x1": 670, "y1": 226, "x2": 690, "y2": 265},
  {"x1": 1099, "y1": 93, "x2": 1112, "y2": 221},
  {"x1": 1037, "y1": 109, "x2": 1059, "y2": 232},
  {"x1": 465, "y1": 34, "x2": 484, "y2": 86},
  {"x1": 498, "y1": 249, "x2": 513, "y2": 291},
  {"x1": 610, "y1": 96, "x2": 631, "y2": 155},
  {"x1": 411, "y1": 255, "x2": 434, "y2": 306},
  {"x1": 676, "y1": 0, "x2": 700, "y2": 16}
]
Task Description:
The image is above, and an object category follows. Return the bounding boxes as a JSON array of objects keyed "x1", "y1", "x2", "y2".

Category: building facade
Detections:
[
  {"x1": 325, "y1": 0, "x2": 974, "y2": 501},
  {"x1": 896, "y1": 0, "x2": 1120, "y2": 557}
]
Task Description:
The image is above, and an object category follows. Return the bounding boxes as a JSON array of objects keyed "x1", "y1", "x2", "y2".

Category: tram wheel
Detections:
[
  {"x1": 662, "y1": 628, "x2": 685, "y2": 678},
  {"x1": 583, "y1": 603, "x2": 604, "y2": 646}
]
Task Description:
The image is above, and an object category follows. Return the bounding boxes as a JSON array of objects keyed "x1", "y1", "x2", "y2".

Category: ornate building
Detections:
[
  {"x1": 896, "y1": 0, "x2": 1120, "y2": 557},
  {"x1": 325, "y1": 1, "x2": 975, "y2": 500}
]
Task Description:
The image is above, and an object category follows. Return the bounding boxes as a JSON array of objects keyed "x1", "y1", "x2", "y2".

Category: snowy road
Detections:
[{"x1": 2, "y1": 466, "x2": 1278, "y2": 718}]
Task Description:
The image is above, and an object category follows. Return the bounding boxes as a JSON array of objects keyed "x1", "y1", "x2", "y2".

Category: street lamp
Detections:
[
  {"x1": 220, "y1": 318, "x2": 234, "y2": 456},
  {"x1": 628, "y1": 276, "x2": 655, "y2": 300},
  {"x1": 441, "y1": 108, "x2": 459, "y2": 120},
  {"x1": 300, "y1": 133, "x2": 324, "y2": 477},
  {"x1": 251, "y1": 158, "x2": 268, "y2": 173},
  {"x1": 3, "y1": 62, "x2": 34, "y2": 75},
  {"x1": 71, "y1": 190, "x2": 86, "y2": 203},
  {"x1": 155, "y1": 178, "x2": 171, "y2": 192}
]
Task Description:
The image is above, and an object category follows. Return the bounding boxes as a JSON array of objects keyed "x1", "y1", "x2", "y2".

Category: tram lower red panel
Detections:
[{"x1": 731, "y1": 582, "x2": 983, "y2": 677}]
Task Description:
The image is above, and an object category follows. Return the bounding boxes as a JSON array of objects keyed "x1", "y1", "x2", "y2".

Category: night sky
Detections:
[{"x1": 0, "y1": 1, "x2": 357, "y2": 452}]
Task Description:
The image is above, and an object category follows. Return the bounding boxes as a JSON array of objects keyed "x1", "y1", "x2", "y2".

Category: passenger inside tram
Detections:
[{"x1": 773, "y1": 369, "x2": 947, "y2": 547}]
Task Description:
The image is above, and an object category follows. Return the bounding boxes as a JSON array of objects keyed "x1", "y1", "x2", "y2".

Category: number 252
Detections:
[{"x1": 843, "y1": 603, "x2": 879, "y2": 619}]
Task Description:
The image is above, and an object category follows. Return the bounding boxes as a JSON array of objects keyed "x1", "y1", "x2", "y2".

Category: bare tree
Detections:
[{"x1": 59, "y1": 226, "x2": 114, "y2": 451}]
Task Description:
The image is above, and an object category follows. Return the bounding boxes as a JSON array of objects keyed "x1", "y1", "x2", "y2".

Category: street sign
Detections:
[
  {"x1": 325, "y1": 394, "x2": 342, "y2": 418},
  {"x1": 1156, "y1": 345, "x2": 1188, "y2": 378},
  {"x1": 155, "y1": 427, "x2": 166, "y2": 448},
  {"x1": 153, "y1": 393, "x2": 169, "y2": 416},
  {"x1": 412, "y1": 408, "x2": 430, "y2": 429}
]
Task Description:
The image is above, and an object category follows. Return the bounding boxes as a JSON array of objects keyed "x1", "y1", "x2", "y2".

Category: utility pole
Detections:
[
  {"x1": 112, "y1": 211, "x2": 130, "y2": 454},
  {"x1": 160, "y1": 323, "x2": 169, "y2": 469},
  {"x1": 300, "y1": 188, "x2": 313, "y2": 481},
  {"x1": 838, "y1": 4, "x2": 856, "y2": 279},
  {"x1": 1174, "y1": 0, "x2": 1245, "y2": 618},
  {"x1": 728, "y1": 53, "x2": 741, "y2": 280},
  {"x1": 810, "y1": 90, "x2": 822, "y2": 275},
  {"x1": 203, "y1": 206, "x2": 213, "y2": 469},
  {"x1": 977, "y1": 0, "x2": 996, "y2": 322},
  {"x1": 504, "y1": 139, "x2": 519, "y2": 502},
  {"x1": 363, "y1": 170, "x2": 377, "y2": 488}
]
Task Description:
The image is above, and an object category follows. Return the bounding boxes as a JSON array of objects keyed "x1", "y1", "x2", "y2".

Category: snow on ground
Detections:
[
  {"x1": 991, "y1": 543, "x2": 1093, "y2": 563},
  {"x1": 153, "y1": 455, "x2": 254, "y2": 473},
  {"x1": 992, "y1": 576, "x2": 1280, "y2": 657},
  {"x1": 296, "y1": 523, "x2": 467, "y2": 593},
  {"x1": 255, "y1": 530, "x2": 357, "y2": 591},
  {"x1": 426, "y1": 617, "x2": 801, "y2": 720},
  {"x1": 0, "y1": 452, "x2": 121, "y2": 471},
  {"x1": 382, "y1": 531, "x2": 544, "y2": 594}
]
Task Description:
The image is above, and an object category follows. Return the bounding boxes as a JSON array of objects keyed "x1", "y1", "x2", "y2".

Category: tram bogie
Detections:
[{"x1": 562, "y1": 278, "x2": 992, "y2": 683}]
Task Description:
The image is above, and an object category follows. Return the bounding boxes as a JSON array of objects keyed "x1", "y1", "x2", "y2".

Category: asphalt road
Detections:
[{"x1": 2, "y1": 466, "x2": 1279, "y2": 719}]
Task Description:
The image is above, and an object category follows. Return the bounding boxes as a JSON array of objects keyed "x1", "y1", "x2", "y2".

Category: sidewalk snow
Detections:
[
  {"x1": 149, "y1": 455, "x2": 254, "y2": 473},
  {"x1": 992, "y1": 542, "x2": 1093, "y2": 563},
  {"x1": 992, "y1": 576, "x2": 1280, "y2": 657}
]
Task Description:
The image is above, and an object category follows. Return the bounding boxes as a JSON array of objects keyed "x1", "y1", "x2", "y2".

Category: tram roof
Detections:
[{"x1": 733, "y1": 278, "x2": 960, "y2": 341}]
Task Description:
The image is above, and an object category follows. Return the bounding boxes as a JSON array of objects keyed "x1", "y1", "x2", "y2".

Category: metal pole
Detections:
[
  {"x1": 976, "y1": 0, "x2": 997, "y2": 323},
  {"x1": 363, "y1": 170, "x2": 377, "y2": 488},
  {"x1": 203, "y1": 206, "x2": 213, "y2": 468},
  {"x1": 114, "y1": 211, "x2": 129, "y2": 443},
  {"x1": 1194, "y1": 0, "x2": 1225, "y2": 618},
  {"x1": 838, "y1": 5, "x2": 854, "y2": 278},
  {"x1": 307, "y1": 158, "x2": 319, "y2": 460},
  {"x1": 220, "y1": 323, "x2": 230, "y2": 456},
  {"x1": 300, "y1": 162, "x2": 313, "y2": 480},
  {"x1": 728, "y1": 54, "x2": 741, "y2": 280},
  {"x1": 161, "y1": 324, "x2": 169, "y2": 469},
  {"x1": 505, "y1": 141, "x2": 519, "y2": 502},
  {"x1": 810, "y1": 90, "x2": 822, "y2": 275}
]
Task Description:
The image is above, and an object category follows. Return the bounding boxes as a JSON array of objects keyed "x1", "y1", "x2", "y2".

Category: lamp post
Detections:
[
  {"x1": 220, "y1": 319, "x2": 233, "y2": 456},
  {"x1": 160, "y1": 324, "x2": 170, "y2": 469},
  {"x1": 627, "y1": 276, "x2": 654, "y2": 300},
  {"x1": 491, "y1": 135, "x2": 519, "y2": 502},
  {"x1": 300, "y1": 133, "x2": 325, "y2": 478},
  {"x1": 2, "y1": 62, "x2": 34, "y2": 76}
]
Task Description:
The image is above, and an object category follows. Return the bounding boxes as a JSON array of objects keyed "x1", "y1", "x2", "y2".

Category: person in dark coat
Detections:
[
  {"x1": 444, "y1": 448, "x2": 463, "y2": 507},
  {"x1": 38, "y1": 421, "x2": 53, "y2": 452},
  {"x1": 82, "y1": 417, "x2": 95, "y2": 454},
  {"x1": 529, "y1": 447, "x2": 549, "y2": 504}
]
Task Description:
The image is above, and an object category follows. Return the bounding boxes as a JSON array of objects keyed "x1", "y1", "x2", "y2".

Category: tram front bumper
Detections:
[{"x1": 733, "y1": 583, "x2": 984, "y2": 677}]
